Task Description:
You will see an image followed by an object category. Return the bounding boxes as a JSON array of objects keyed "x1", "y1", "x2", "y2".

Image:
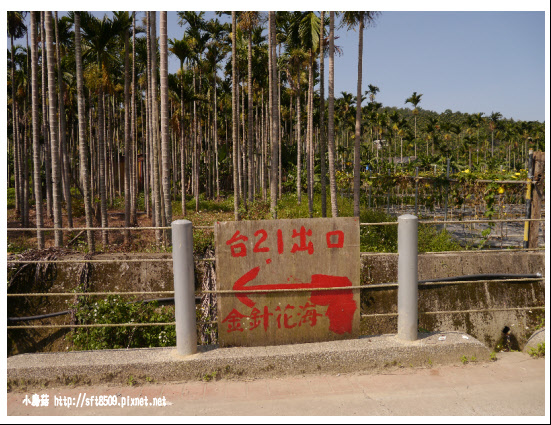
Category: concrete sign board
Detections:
[{"x1": 215, "y1": 217, "x2": 360, "y2": 347}]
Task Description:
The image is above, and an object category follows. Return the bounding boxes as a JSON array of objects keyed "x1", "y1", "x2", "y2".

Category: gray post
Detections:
[
  {"x1": 172, "y1": 220, "x2": 197, "y2": 355},
  {"x1": 398, "y1": 214, "x2": 418, "y2": 341}
]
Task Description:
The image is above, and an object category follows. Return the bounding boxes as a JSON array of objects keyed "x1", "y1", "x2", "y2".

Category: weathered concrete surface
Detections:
[
  {"x1": 7, "y1": 352, "x2": 545, "y2": 416},
  {"x1": 7, "y1": 332, "x2": 490, "y2": 390},
  {"x1": 8, "y1": 251, "x2": 545, "y2": 356},
  {"x1": 361, "y1": 251, "x2": 545, "y2": 350},
  {"x1": 523, "y1": 328, "x2": 545, "y2": 354}
]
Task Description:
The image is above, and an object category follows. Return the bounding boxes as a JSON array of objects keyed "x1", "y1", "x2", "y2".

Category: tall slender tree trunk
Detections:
[
  {"x1": 296, "y1": 93, "x2": 302, "y2": 204},
  {"x1": 123, "y1": 19, "x2": 131, "y2": 243},
  {"x1": 54, "y1": 11, "x2": 72, "y2": 227},
  {"x1": 11, "y1": 31, "x2": 22, "y2": 221},
  {"x1": 247, "y1": 30, "x2": 254, "y2": 203},
  {"x1": 194, "y1": 72, "x2": 200, "y2": 213},
  {"x1": 353, "y1": 19, "x2": 364, "y2": 218},
  {"x1": 41, "y1": 13, "x2": 52, "y2": 220},
  {"x1": 131, "y1": 11, "x2": 138, "y2": 225},
  {"x1": 240, "y1": 81, "x2": 246, "y2": 208},
  {"x1": 214, "y1": 73, "x2": 220, "y2": 200},
  {"x1": 320, "y1": 11, "x2": 327, "y2": 217},
  {"x1": 44, "y1": 11, "x2": 63, "y2": 245},
  {"x1": 307, "y1": 53, "x2": 313, "y2": 218},
  {"x1": 232, "y1": 12, "x2": 240, "y2": 220},
  {"x1": 262, "y1": 90, "x2": 267, "y2": 201},
  {"x1": 74, "y1": 12, "x2": 94, "y2": 252},
  {"x1": 180, "y1": 62, "x2": 187, "y2": 215},
  {"x1": 269, "y1": 11, "x2": 278, "y2": 218},
  {"x1": 30, "y1": 12, "x2": 44, "y2": 248},
  {"x1": 160, "y1": 11, "x2": 172, "y2": 240},
  {"x1": 97, "y1": 88, "x2": 109, "y2": 246},
  {"x1": 149, "y1": 12, "x2": 162, "y2": 243},
  {"x1": 22, "y1": 101, "x2": 29, "y2": 227},
  {"x1": 278, "y1": 45, "x2": 282, "y2": 200},
  {"x1": 328, "y1": 12, "x2": 338, "y2": 217}
]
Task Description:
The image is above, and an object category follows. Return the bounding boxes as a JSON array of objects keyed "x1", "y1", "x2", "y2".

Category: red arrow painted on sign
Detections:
[
  {"x1": 233, "y1": 266, "x2": 352, "y2": 307},
  {"x1": 232, "y1": 267, "x2": 357, "y2": 334}
]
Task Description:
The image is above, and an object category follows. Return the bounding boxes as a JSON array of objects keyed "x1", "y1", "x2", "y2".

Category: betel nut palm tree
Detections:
[
  {"x1": 405, "y1": 91, "x2": 423, "y2": 158},
  {"x1": 341, "y1": 11, "x2": 380, "y2": 218}
]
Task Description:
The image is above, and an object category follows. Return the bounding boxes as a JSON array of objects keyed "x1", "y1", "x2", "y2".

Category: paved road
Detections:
[{"x1": 7, "y1": 352, "x2": 546, "y2": 416}]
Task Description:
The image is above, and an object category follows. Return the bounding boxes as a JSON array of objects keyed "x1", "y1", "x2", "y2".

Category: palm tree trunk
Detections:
[
  {"x1": 240, "y1": 81, "x2": 246, "y2": 208},
  {"x1": 278, "y1": 45, "x2": 282, "y2": 200},
  {"x1": 22, "y1": 103, "x2": 29, "y2": 228},
  {"x1": 160, "y1": 11, "x2": 172, "y2": 239},
  {"x1": 45, "y1": 11, "x2": 63, "y2": 246},
  {"x1": 11, "y1": 32, "x2": 21, "y2": 219},
  {"x1": 149, "y1": 12, "x2": 162, "y2": 243},
  {"x1": 130, "y1": 11, "x2": 138, "y2": 226},
  {"x1": 14, "y1": 106, "x2": 21, "y2": 218},
  {"x1": 98, "y1": 89, "x2": 109, "y2": 246},
  {"x1": 296, "y1": 93, "x2": 302, "y2": 204},
  {"x1": 41, "y1": 12, "x2": 53, "y2": 220},
  {"x1": 30, "y1": 12, "x2": 45, "y2": 248},
  {"x1": 269, "y1": 12, "x2": 278, "y2": 218},
  {"x1": 231, "y1": 12, "x2": 239, "y2": 220},
  {"x1": 123, "y1": 21, "x2": 131, "y2": 243},
  {"x1": 247, "y1": 31, "x2": 254, "y2": 203},
  {"x1": 307, "y1": 52, "x2": 313, "y2": 218},
  {"x1": 262, "y1": 90, "x2": 267, "y2": 201},
  {"x1": 320, "y1": 11, "x2": 327, "y2": 217},
  {"x1": 54, "y1": 12, "x2": 73, "y2": 228},
  {"x1": 74, "y1": 12, "x2": 94, "y2": 252},
  {"x1": 180, "y1": 61, "x2": 187, "y2": 215},
  {"x1": 328, "y1": 12, "x2": 338, "y2": 217},
  {"x1": 353, "y1": 19, "x2": 364, "y2": 218},
  {"x1": 214, "y1": 73, "x2": 220, "y2": 200},
  {"x1": 195, "y1": 73, "x2": 200, "y2": 213}
]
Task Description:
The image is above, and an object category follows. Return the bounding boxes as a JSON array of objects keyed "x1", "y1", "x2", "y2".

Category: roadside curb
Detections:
[{"x1": 7, "y1": 331, "x2": 490, "y2": 390}]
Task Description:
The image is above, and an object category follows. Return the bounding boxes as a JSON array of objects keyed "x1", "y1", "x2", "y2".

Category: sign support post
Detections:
[
  {"x1": 172, "y1": 220, "x2": 197, "y2": 355},
  {"x1": 397, "y1": 214, "x2": 418, "y2": 341}
]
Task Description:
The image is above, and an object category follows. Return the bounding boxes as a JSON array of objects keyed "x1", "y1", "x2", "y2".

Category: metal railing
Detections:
[{"x1": 7, "y1": 218, "x2": 545, "y2": 349}]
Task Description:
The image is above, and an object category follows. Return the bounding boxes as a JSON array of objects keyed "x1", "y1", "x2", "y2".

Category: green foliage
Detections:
[
  {"x1": 359, "y1": 209, "x2": 397, "y2": 253},
  {"x1": 68, "y1": 295, "x2": 176, "y2": 351},
  {"x1": 528, "y1": 342, "x2": 545, "y2": 358},
  {"x1": 490, "y1": 351, "x2": 497, "y2": 361},
  {"x1": 418, "y1": 225, "x2": 461, "y2": 253},
  {"x1": 202, "y1": 371, "x2": 218, "y2": 382},
  {"x1": 7, "y1": 188, "x2": 16, "y2": 210},
  {"x1": 534, "y1": 309, "x2": 545, "y2": 331},
  {"x1": 460, "y1": 355, "x2": 469, "y2": 365}
]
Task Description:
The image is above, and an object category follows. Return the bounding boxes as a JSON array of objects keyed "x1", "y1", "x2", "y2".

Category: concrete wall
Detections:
[
  {"x1": 7, "y1": 251, "x2": 545, "y2": 356},
  {"x1": 361, "y1": 251, "x2": 545, "y2": 349}
]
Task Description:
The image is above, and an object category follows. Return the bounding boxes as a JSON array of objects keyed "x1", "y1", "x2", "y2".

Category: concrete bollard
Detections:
[
  {"x1": 397, "y1": 214, "x2": 418, "y2": 341},
  {"x1": 172, "y1": 220, "x2": 197, "y2": 356}
]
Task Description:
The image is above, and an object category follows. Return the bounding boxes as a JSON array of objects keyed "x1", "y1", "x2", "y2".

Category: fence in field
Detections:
[{"x1": 6, "y1": 151, "x2": 546, "y2": 349}]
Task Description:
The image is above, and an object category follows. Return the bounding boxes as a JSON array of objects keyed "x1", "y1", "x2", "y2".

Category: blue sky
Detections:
[
  {"x1": 164, "y1": 10, "x2": 547, "y2": 122},
  {"x1": 10, "y1": 8, "x2": 548, "y2": 122}
]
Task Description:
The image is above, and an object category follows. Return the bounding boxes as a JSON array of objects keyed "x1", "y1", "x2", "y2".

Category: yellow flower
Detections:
[
  {"x1": 515, "y1": 172, "x2": 521, "y2": 176},
  {"x1": 498, "y1": 187, "x2": 504, "y2": 194},
  {"x1": 463, "y1": 169, "x2": 470, "y2": 173}
]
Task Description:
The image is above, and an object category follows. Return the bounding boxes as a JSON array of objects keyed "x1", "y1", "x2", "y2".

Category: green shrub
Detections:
[
  {"x1": 68, "y1": 295, "x2": 175, "y2": 351},
  {"x1": 528, "y1": 342, "x2": 545, "y2": 358},
  {"x1": 7, "y1": 188, "x2": 16, "y2": 209}
]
